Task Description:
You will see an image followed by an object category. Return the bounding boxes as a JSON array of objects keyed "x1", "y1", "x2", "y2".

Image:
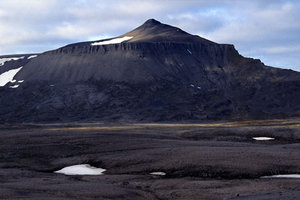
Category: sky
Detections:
[{"x1": 0, "y1": 0, "x2": 299, "y2": 71}]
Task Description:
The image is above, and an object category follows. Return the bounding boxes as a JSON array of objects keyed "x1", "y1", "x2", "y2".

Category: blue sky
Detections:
[{"x1": 0, "y1": 0, "x2": 299, "y2": 71}]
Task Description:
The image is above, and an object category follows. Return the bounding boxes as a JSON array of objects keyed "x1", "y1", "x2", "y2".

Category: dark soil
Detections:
[{"x1": 0, "y1": 122, "x2": 299, "y2": 200}]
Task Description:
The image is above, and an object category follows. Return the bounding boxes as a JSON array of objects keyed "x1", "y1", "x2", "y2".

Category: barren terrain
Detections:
[{"x1": 0, "y1": 119, "x2": 299, "y2": 199}]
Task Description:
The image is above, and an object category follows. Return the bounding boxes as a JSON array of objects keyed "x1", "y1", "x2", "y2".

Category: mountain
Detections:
[{"x1": 0, "y1": 19, "x2": 299, "y2": 123}]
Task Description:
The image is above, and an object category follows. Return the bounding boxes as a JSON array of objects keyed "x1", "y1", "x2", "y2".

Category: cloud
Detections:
[
  {"x1": 261, "y1": 46, "x2": 300, "y2": 54},
  {"x1": 0, "y1": 0, "x2": 299, "y2": 71}
]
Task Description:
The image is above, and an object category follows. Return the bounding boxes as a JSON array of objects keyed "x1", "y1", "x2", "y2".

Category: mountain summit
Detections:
[
  {"x1": 0, "y1": 19, "x2": 299, "y2": 122},
  {"x1": 144, "y1": 18, "x2": 161, "y2": 25},
  {"x1": 121, "y1": 18, "x2": 209, "y2": 43}
]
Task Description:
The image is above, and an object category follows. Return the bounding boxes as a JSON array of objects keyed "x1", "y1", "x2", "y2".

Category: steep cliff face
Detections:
[{"x1": 0, "y1": 19, "x2": 299, "y2": 123}]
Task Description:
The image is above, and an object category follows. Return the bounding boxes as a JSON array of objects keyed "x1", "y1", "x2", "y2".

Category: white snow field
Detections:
[
  {"x1": 91, "y1": 36, "x2": 133, "y2": 46},
  {"x1": 55, "y1": 164, "x2": 106, "y2": 175},
  {"x1": 0, "y1": 67, "x2": 23, "y2": 87},
  {"x1": 0, "y1": 56, "x2": 24, "y2": 66},
  {"x1": 253, "y1": 137, "x2": 275, "y2": 141}
]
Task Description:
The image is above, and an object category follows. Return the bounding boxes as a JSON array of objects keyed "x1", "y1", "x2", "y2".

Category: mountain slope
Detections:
[{"x1": 0, "y1": 19, "x2": 299, "y2": 123}]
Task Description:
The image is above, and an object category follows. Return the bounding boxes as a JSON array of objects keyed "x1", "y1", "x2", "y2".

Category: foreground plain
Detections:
[{"x1": 0, "y1": 119, "x2": 300, "y2": 200}]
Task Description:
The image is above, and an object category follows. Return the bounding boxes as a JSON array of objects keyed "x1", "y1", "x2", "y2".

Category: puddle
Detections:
[
  {"x1": 261, "y1": 174, "x2": 300, "y2": 178},
  {"x1": 253, "y1": 137, "x2": 275, "y2": 141},
  {"x1": 55, "y1": 164, "x2": 106, "y2": 175},
  {"x1": 150, "y1": 172, "x2": 166, "y2": 176}
]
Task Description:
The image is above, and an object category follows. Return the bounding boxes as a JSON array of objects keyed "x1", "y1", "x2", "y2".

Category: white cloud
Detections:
[
  {"x1": 0, "y1": 0, "x2": 299, "y2": 71},
  {"x1": 261, "y1": 46, "x2": 300, "y2": 54}
]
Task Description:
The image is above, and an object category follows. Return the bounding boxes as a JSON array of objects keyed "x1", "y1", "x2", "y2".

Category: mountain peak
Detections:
[
  {"x1": 136, "y1": 18, "x2": 166, "y2": 31},
  {"x1": 123, "y1": 18, "x2": 212, "y2": 43},
  {"x1": 143, "y1": 18, "x2": 161, "y2": 25}
]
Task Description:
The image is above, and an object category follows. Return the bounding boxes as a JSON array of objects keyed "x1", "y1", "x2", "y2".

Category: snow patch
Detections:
[
  {"x1": 187, "y1": 49, "x2": 192, "y2": 54},
  {"x1": 150, "y1": 172, "x2": 166, "y2": 176},
  {"x1": 18, "y1": 80, "x2": 24, "y2": 83},
  {"x1": 0, "y1": 67, "x2": 23, "y2": 87},
  {"x1": 261, "y1": 174, "x2": 300, "y2": 179},
  {"x1": 0, "y1": 56, "x2": 24, "y2": 66},
  {"x1": 9, "y1": 85, "x2": 19, "y2": 88},
  {"x1": 253, "y1": 137, "x2": 275, "y2": 141},
  {"x1": 190, "y1": 84, "x2": 201, "y2": 89},
  {"x1": 91, "y1": 36, "x2": 133, "y2": 46},
  {"x1": 55, "y1": 164, "x2": 106, "y2": 175},
  {"x1": 27, "y1": 55, "x2": 38, "y2": 59}
]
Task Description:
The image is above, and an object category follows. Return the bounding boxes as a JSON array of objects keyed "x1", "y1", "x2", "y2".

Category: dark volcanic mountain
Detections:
[{"x1": 0, "y1": 19, "x2": 299, "y2": 123}]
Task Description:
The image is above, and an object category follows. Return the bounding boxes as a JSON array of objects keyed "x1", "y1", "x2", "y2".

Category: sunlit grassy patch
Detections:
[{"x1": 47, "y1": 118, "x2": 300, "y2": 131}]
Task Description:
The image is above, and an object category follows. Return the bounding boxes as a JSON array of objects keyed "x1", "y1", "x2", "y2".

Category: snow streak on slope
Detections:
[
  {"x1": 9, "y1": 85, "x2": 20, "y2": 88},
  {"x1": 27, "y1": 55, "x2": 38, "y2": 59},
  {"x1": 91, "y1": 36, "x2": 133, "y2": 46},
  {"x1": 0, "y1": 67, "x2": 23, "y2": 87}
]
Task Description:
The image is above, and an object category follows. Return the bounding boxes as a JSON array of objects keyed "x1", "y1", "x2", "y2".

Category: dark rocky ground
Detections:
[{"x1": 0, "y1": 119, "x2": 299, "y2": 200}]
